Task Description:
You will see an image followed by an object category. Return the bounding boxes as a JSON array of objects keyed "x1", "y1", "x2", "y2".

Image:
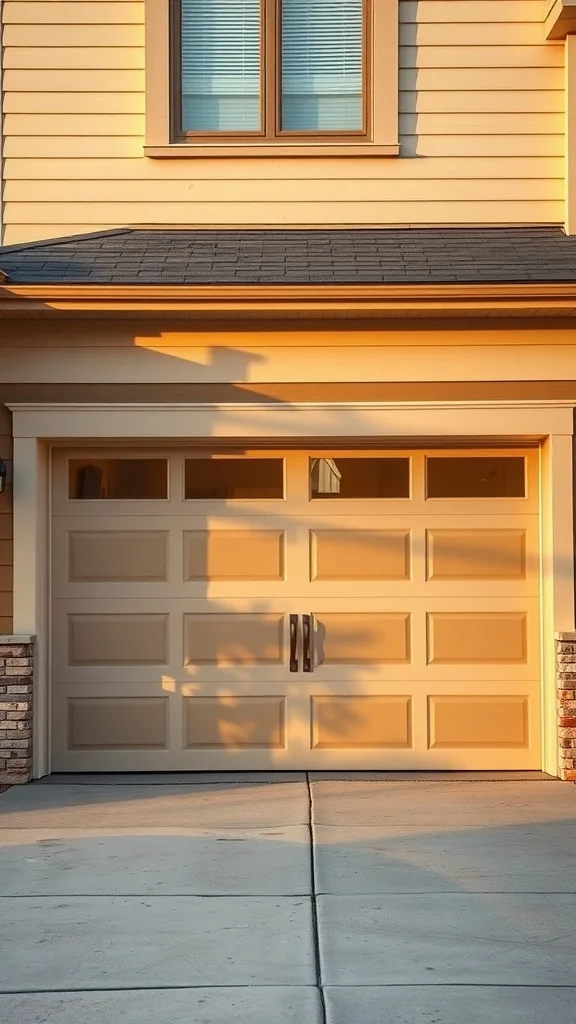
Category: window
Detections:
[
  {"x1": 69, "y1": 460, "x2": 168, "y2": 500},
  {"x1": 310, "y1": 457, "x2": 410, "y2": 499},
  {"x1": 145, "y1": 0, "x2": 399, "y2": 156},
  {"x1": 426, "y1": 458, "x2": 526, "y2": 499},
  {"x1": 176, "y1": 0, "x2": 365, "y2": 139},
  {"x1": 184, "y1": 458, "x2": 284, "y2": 498}
]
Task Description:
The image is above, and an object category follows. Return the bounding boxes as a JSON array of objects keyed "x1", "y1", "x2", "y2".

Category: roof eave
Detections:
[
  {"x1": 545, "y1": 0, "x2": 576, "y2": 38},
  {"x1": 1, "y1": 281, "x2": 576, "y2": 316}
]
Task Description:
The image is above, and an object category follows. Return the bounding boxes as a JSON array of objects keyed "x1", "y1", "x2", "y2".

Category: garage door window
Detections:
[
  {"x1": 184, "y1": 458, "x2": 284, "y2": 499},
  {"x1": 426, "y1": 457, "x2": 526, "y2": 499},
  {"x1": 69, "y1": 459, "x2": 168, "y2": 500},
  {"x1": 310, "y1": 457, "x2": 410, "y2": 498}
]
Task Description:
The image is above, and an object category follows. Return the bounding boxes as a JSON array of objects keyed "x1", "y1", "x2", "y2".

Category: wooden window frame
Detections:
[
  {"x1": 171, "y1": 0, "x2": 370, "y2": 143},
  {"x1": 145, "y1": 0, "x2": 399, "y2": 157}
]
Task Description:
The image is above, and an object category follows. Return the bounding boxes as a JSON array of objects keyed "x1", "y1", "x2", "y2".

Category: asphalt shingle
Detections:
[{"x1": 1, "y1": 226, "x2": 576, "y2": 285}]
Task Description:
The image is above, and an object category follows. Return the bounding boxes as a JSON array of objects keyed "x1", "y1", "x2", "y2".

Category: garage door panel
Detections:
[
  {"x1": 311, "y1": 695, "x2": 412, "y2": 750},
  {"x1": 428, "y1": 695, "x2": 531, "y2": 751},
  {"x1": 67, "y1": 613, "x2": 169, "y2": 666},
  {"x1": 184, "y1": 529, "x2": 285, "y2": 582},
  {"x1": 315, "y1": 613, "x2": 411, "y2": 665},
  {"x1": 184, "y1": 695, "x2": 286, "y2": 750},
  {"x1": 426, "y1": 528, "x2": 527, "y2": 580},
  {"x1": 68, "y1": 530, "x2": 169, "y2": 583},
  {"x1": 427, "y1": 612, "x2": 527, "y2": 665},
  {"x1": 183, "y1": 612, "x2": 285, "y2": 667},
  {"x1": 67, "y1": 697, "x2": 169, "y2": 751}
]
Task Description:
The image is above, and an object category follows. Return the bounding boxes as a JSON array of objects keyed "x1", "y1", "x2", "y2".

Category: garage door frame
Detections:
[{"x1": 8, "y1": 399, "x2": 575, "y2": 779}]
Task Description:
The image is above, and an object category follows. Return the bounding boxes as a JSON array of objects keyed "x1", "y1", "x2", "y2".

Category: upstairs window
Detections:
[
  {"x1": 174, "y1": 0, "x2": 366, "y2": 140},
  {"x1": 145, "y1": 0, "x2": 398, "y2": 156}
]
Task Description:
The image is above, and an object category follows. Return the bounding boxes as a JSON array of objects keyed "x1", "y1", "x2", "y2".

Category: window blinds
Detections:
[
  {"x1": 281, "y1": 0, "x2": 363, "y2": 131},
  {"x1": 180, "y1": 0, "x2": 261, "y2": 132}
]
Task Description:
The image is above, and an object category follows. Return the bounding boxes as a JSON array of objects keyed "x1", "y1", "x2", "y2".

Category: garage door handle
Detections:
[
  {"x1": 289, "y1": 614, "x2": 299, "y2": 672},
  {"x1": 302, "y1": 614, "x2": 312, "y2": 673}
]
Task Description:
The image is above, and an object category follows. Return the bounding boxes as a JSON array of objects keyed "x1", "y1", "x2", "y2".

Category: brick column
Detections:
[
  {"x1": 0, "y1": 636, "x2": 34, "y2": 785},
  {"x1": 556, "y1": 632, "x2": 576, "y2": 782}
]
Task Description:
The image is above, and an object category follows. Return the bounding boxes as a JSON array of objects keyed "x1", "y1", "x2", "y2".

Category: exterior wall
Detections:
[
  {"x1": 556, "y1": 632, "x2": 576, "y2": 781},
  {"x1": 1, "y1": 0, "x2": 564, "y2": 244},
  {"x1": 0, "y1": 637, "x2": 33, "y2": 784}
]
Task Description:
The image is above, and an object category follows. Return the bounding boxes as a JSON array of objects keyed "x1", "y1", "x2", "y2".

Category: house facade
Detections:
[{"x1": 1, "y1": 0, "x2": 576, "y2": 783}]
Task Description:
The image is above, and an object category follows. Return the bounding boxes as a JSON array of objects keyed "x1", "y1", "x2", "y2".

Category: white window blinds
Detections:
[
  {"x1": 180, "y1": 0, "x2": 261, "y2": 132},
  {"x1": 280, "y1": 0, "x2": 363, "y2": 131}
]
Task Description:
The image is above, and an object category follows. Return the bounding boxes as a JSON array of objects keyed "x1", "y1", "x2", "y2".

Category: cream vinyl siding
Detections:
[{"x1": 1, "y1": 0, "x2": 565, "y2": 241}]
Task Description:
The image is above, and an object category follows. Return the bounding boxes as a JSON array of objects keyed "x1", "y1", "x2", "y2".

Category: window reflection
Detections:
[
  {"x1": 185, "y1": 459, "x2": 284, "y2": 499},
  {"x1": 310, "y1": 458, "x2": 410, "y2": 499},
  {"x1": 69, "y1": 459, "x2": 168, "y2": 500}
]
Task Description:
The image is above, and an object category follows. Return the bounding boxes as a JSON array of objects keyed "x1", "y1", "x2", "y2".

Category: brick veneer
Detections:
[
  {"x1": 0, "y1": 637, "x2": 34, "y2": 785},
  {"x1": 556, "y1": 632, "x2": 576, "y2": 782}
]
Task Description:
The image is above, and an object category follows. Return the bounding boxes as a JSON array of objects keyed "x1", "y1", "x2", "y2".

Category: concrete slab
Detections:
[
  {"x1": 0, "y1": 988, "x2": 322, "y2": 1024},
  {"x1": 311, "y1": 780, "x2": 576, "y2": 827},
  {"x1": 38, "y1": 772, "x2": 307, "y2": 785},
  {"x1": 309, "y1": 772, "x2": 554, "y2": 782},
  {"x1": 0, "y1": 896, "x2": 315, "y2": 991},
  {"x1": 0, "y1": 826, "x2": 311, "y2": 896},
  {"x1": 314, "y1": 821, "x2": 576, "y2": 893},
  {"x1": 0, "y1": 782, "x2": 309, "y2": 829},
  {"x1": 318, "y1": 894, "x2": 576, "y2": 985},
  {"x1": 325, "y1": 987, "x2": 576, "y2": 1024}
]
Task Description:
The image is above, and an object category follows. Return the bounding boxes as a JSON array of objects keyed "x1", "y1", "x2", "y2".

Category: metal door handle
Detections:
[
  {"x1": 289, "y1": 614, "x2": 299, "y2": 672},
  {"x1": 302, "y1": 614, "x2": 312, "y2": 673}
]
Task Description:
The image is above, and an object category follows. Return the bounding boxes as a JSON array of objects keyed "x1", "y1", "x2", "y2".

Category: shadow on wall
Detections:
[{"x1": 2, "y1": 318, "x2": 557, "y2": 768}]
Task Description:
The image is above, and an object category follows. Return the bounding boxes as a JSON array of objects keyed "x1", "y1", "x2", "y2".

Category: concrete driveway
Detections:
[{"x1": 1, "y1": 772, "x2": 575, "y2": 1023}]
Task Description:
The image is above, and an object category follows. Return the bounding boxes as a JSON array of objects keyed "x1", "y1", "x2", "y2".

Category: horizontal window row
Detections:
[{"x1": 68, "y1": 456, "x2": 527, "y2": 502}]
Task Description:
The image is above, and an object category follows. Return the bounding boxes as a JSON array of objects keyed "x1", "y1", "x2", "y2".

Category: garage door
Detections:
[{"x1": 51, "y1": 447, "x2": 541, "y2": 771}]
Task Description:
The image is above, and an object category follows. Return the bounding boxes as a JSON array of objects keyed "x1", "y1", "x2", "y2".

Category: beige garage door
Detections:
[{"x1": 51, "y1": 447, "x2": 541, "y2": 771}]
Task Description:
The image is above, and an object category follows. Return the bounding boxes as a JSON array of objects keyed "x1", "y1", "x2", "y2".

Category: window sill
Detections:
[{"x1": 144, "y1": 143, "x2": 400, "y2": 159}]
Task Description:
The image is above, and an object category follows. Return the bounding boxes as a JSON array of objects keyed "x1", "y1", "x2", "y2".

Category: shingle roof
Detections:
[{"x1": 2, "y1": 226, "x2": 576, "y2": 285}]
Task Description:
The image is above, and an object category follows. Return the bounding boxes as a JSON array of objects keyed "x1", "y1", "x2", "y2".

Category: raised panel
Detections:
[
  {"x1": 428, "y1": 613, "x2": 527, "y2": 664},
  {"x1": 184, "y1": 696, "x2": 285, "y2": 749},
  {"x1": 317, "y1": 613, "x2": 410, "y2": 664},
  {"x1": 68, "y1": 614, "x2": 168, "y2": 665},
  {"x1": 311, "y1": 530, "x2": 410, "y2": 581},
  {"x1": 184, "y1": 530, "x2": 284, "y2": 581},
  {"x1": 311, "y1": 696, "x2": 412, "y2": 748},
  {"x1": 184, "y1": 613, "x2": 284, "y2": 665},
  {"x1": 429, "y1": 696, "x2": 528, "y2": 749},
  {"x1": 69, "y1": 531, "x2": 168, "y2": 582},
  {"x1": 67, "y1": 698, "x2": 168, "y2": 750},
  {"x1": 427, "y1": 529, "x2": 526, "y2": 580}
]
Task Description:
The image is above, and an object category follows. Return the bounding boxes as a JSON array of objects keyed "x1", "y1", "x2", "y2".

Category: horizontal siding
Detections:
[
  {"x1": 5, "y1": 157, "x2": 564, "y2": 181},
  {"x1": 4, "y1": 180, "x2": 562, "y2": 204},
  {"x1": 3, "y1": 2, "x2": 545, "y2": 26},
  {"x1": 2, "y1": 0, "x2": 565, "y2": 240},
  {"x1": 4, "y1": 334, "x2": 576, "y2": 384},
  {"x1": 4, "y1": 202, "x2": 560, "y2": 226},
  {"x1": 3, "y1": 134, "x2": 566, "y2": 161},
  {"x1": 3, "y1": 3, "x2": 144, "y2": 25}
]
